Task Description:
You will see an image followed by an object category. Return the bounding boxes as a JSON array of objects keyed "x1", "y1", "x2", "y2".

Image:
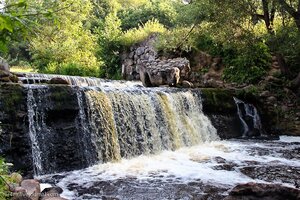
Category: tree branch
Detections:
[{"x1": 277, "y1": 0, "x2": 298, "y2": 18}]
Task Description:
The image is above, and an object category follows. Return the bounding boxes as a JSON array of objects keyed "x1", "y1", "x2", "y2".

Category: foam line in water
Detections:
[{"x1": 280, "y1": 136, "x2": 300, "y2": 143}]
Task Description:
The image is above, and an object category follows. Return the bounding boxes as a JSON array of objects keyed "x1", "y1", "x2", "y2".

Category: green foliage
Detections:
[
  {"x1": 0, "y1": 0, "x2": 29, "y2": 53},
  {"x1": 96, "y1": 12, "x2": 122, "y2": 79},
  {"x1": 43, "y1": 62, "x2": 99, "y2": 77},
  {"x1": 0, "y1": 158, "x2": 10, "y2": 199},
  {"x1": 155, "y1": 26, "x2": 195, "y2": 53},
  {"x1": 30, "y1": 0, "x2": 99, "y2": 76},
  {"x1": 118, "y1": 0, "x2": 178, "y2": 30},
  {"x1": 267, "y1": 25, "x2": 300, "y2": 75},
  {"x1": 121, "y1": 19, "x2": 166, "y2": 46},
  {"x1": 222, "y1": 42, "x2": 271, "y2": 84}
]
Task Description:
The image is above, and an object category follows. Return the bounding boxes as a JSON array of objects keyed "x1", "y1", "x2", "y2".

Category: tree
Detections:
[
  {"x1": 30, "y1": 0, "x2": 99, "y2": 75},
  {"x1": 0, "y1": 0, "x2": 29, "y2": 53},
  {"x1": 277, "y1": 0, "x2": 300, "y2": 31}
]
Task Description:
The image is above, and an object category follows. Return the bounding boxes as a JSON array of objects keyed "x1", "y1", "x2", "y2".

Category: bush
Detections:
[
  {"x1": 0, "y1": 158, "x2": 10, "y2": 199},
  {"x1": 118, "y1": 0, "x2": 177, "y2": 30},
  {"x1": 120, "y1": 19, "x2": 166, "y2": 47},
  {"x1": 43, "y1": 62, "x2": 100, "y2": 77},
  {"x1": 222, "y1": 42, "x2": 271, "y2": 84},
  {"x1": 267, "y1": 25, "x2": 300, "y2": 76},
  {"x1": 96, "y1": 12, "x2": 122, "y2": 79}
]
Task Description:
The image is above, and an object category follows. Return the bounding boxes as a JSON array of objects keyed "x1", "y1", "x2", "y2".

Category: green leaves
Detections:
[{"x1": 0, "y1": 15, "x2": 13, "y2": 32}]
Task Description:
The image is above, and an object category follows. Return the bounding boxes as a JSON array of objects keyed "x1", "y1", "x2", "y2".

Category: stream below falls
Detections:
[{"x1": 39, "y1": 136, "x2": 300, "y2": 200}]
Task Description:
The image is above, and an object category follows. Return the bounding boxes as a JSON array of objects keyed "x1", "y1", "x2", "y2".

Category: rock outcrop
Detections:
[
  {"x1": 121, "y1": 35, "x2": 191, "y2": 87},
  {"x1": 138, "y1": 58, "x2": 189, "y2": 87},
  {"x1": 0, "y1": 58, "x2": 19, "y2": 83},
  {"x1": 224, "y1": 183, "x2": 300, "y2": 200}
]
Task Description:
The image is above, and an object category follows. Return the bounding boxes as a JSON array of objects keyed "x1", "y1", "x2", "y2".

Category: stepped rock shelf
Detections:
[{"x1": 0, "y1": 74, "x2": 278, "y2": 177}]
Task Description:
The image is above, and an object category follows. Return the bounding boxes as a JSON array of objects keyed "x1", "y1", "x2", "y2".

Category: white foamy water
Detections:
[
  {"x1": 39, "y1": 137, "x2": 300, "y2": 199},
  {"x1": 280, "y1": 135, "x2": 300, "y2": 143}
]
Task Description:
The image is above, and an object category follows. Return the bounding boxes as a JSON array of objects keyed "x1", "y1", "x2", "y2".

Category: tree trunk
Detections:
[
  {"x1": 275, "y1": 53, "x2": 291, "y2": 76},
  {"x1": 292, "y1": 71, "x2": 300, "y2": 89},
  {"x1": 295, "y1": 15, "x2": 300, "y2": 31}
]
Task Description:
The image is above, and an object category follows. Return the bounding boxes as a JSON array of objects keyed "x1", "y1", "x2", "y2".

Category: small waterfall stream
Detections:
[{"x1": 234, "y1": 97, "x2": 263, "y2": 137}]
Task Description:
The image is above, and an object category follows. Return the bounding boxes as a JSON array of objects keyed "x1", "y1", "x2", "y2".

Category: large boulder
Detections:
[
  {"x1": 224, "y1": 183, "x2": 300, "y2": 200},
  {"x1": 139, "y1": 63, "x2": 180, "y2": 87},
  {"x1": 0, "y1": 57, "x2": 10, "y2": 72},
  {"x1": 20, "y1": 179, "x2": 41, "y2": 200},
  {"x1": 0, "y1": 58, "x2": 19, "y2": 83},
  {"x1": 138, "y1": 58, "x2": 189, "y2": 87},
  {"x1": 40, "y1": 186, "x2": 67, "y2": 200}
]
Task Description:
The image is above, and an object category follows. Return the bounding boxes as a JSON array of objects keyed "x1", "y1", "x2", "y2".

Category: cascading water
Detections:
[
  {"x1": 234, "y1": 97, "x2": 263, "y2": 137},
  {"x1": 27, "y1": 85, "x2": 48, "y2": 175},
  {"x1": 24, "y1": 73, "x2": 219, "y2": 175},
  {"x1": 9, "y1": 73, "x2": 299, "y2": 199}
]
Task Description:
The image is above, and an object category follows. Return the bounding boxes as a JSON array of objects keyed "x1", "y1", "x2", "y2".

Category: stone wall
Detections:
[
  {"x1": 121, "y1": 35, "x2": 191, "y2": 87},
  {"x1": 121, "y1": 35, "x2": 157, "y2": 81}
]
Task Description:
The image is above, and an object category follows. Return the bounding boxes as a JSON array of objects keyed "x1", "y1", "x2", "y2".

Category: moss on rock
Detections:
[
  {"x1": 0, "y1": 83, "x2": 24, "y2": 113},
  {"x1": 201, "y1": 88, "x2": 236, "y2": 113}
]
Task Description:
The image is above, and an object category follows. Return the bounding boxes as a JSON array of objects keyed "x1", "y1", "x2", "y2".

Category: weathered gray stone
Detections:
[
  {"x1": 260, "y1": 90, "x2": 271, "y2": 97},
  {"x1": 0, "y1": 58, "x2": 10, "y2": 71},
  {"x1": 181, "y1": 80, "x2": 193, "y2": 88},
  {"x1": 40, "y1": 187, "x2": 66, "y2": 200},
  {"x1": 128, "y1": 52, "x2": 134, "y2": 59},
  {"x1": 139, "y1": 64, "x2": 180, "y2": 87},
  {"x1": 136, "y1": 47, "x2": 145, "y2": 56},
  {"x1": 267, "y1": 96, "x2": 277, "y2": 103},
  {"x1": 11, "y1": 173, "x2": 23, "y2": 184},
  {"x1": 224, "y1": 183, "x2": 300, "y2": 200},
  {"x1": 21, "y1": 179, "x2": 41, "y2": 200},
  {"x1": 124, "y1": 59, "x2": 134, "y2": 66}
]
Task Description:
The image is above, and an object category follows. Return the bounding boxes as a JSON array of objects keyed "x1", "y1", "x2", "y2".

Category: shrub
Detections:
[
  {"x1": 222, "y1": 42, "x2": 271, "y2": 84},
  {"x1": 96, "y1": 12, "x2": 122, "y2": 79},
  {"x1": 118, "y1": 0, "x2": 177, "y2": 30},
  {"x1": 43, "y1": 62, "x2": 100, "y2": 77},
  {"x1": 0, "y1": 158, "x2": 10, "y2": 199},
  {"x1": 120, "y1": 19, "x2": 166, "y2": 47},
  {"x1": 267, "y1": 25, "x2": 300, "y2": 76}
]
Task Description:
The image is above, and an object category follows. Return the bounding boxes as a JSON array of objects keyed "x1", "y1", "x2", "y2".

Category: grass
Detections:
[{"x1": 10, "y1": 66, "x2": 37, "y2": 73}]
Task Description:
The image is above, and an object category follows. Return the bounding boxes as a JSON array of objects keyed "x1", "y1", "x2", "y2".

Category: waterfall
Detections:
[
  {"x1": 233, "y1": 97, "x2": 263, "y2": 137},
  {"x1": 27, "y1": 86, "x2": 47, "y2": 175},
  {"x1": 24, "y1": 74, "x2": 219, "y2": 175}
]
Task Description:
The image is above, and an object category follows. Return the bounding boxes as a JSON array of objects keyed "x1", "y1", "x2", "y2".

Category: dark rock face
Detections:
[
  {"x1": 0, "y1": 84, "x2": 95, "y2": 177},
  {"x1": 0, "y1": 83, "x2": 32, "y2": 177},
  {"x1": 201, "y1": 88, "x2": 241, "y2": 139},
  {"x1": 27, "y1": 86, "x2": 95, "y2": 175},
  {"x1": 224, "y1": 183, "x2": 300, "y2": 200}
]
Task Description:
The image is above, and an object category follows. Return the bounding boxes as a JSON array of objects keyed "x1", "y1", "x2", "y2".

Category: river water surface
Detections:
[{"x1": 39, "y1": 136, "x2": 300, "y2": 200}]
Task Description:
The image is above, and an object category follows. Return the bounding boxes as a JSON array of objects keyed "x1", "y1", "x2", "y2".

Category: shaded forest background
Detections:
[{"x1": 0, "y1": 0, "x2": 300, "y2": 86}]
